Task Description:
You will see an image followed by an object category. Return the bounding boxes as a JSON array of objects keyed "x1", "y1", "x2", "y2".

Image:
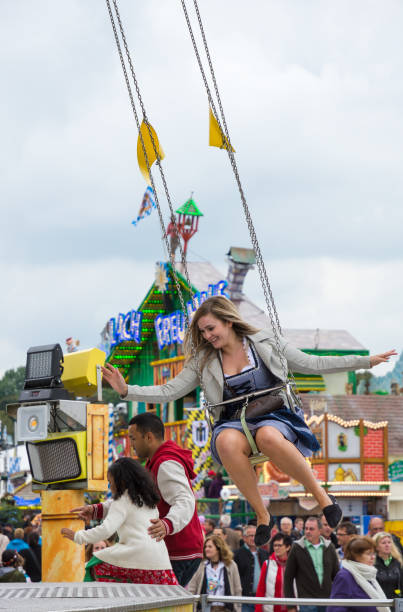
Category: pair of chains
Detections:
[{"x1": 105, "y1": 0, "x2": 299, "y2": 413}]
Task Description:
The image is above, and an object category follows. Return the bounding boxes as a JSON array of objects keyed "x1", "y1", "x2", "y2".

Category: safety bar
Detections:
[{"x1": 193, "y1": 594, "x2": 397, "y2": 611}]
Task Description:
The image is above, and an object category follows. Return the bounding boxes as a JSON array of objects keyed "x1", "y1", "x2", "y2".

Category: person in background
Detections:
[
  {"x1": 202, "y1": 470, "x2": 216, "y2": 498},
  {"x1": 279, "y1": 517, "x2": 297, "y2": 541},
  {"x1": 0, "y1": 550, "x2": 26, "y2": 583},
  {"x1": 0, "y1": 529, "x2": 9, "y2": 558},
  {"x1": 205, "y1": 519, "x2": 216, "y2": 537},
  {"x1": 367, "y1": 517, "x2": 403, "y2": 559},
  {"x1": 293, "y1": 517, "x2": 304, "y2": 538},
  {"x1": 336, "y1": 522, "x2": 358, "y2": 561},
  {"x1": 208, "y1": 473, "x2": 225, "y2": 499},
  {"x1": 255, "y1": 533, "x2": 292, "y2": 612},
  {"x1": 220, "y1": 514, "x2": 242, "y2": 552},
  {"x1": 234, "y1": 525, "x2": 269, "y2": 612},
  {"x1": 328, "y1": 536, "x2": 389, "y2": 612},
  {"x1": 6, "y1": 528, "x2": 40, "y2": 582},
  {"x1": 85, "y1": 540, "x2": 110, "y2": 563},
  {"x1": 284, "y1": 516, "x2": 339, "y2": 612},
  {"x1": 27, "y1": 531, "x2": 41, "y2": 579},
  {"x1": 208, "y1": 473, "x2": 225, "y2": 515},
  {"x1": 320, "y1": 513, "x2": 338, "y2": 548},
  {"x1": 187, "y1": 535, "x2": 242, "y2": 612},
  {"x1": 373, "y1": 531, "x2": 403, "y2": 599},
  {"x1": 213, "y1": 527, "x2": 227, "y2": 541}
]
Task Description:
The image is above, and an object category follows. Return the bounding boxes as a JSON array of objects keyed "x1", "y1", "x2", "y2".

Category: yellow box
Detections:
[{"x1": 61, "y1": 348, "x2": 106, "y2": 397}]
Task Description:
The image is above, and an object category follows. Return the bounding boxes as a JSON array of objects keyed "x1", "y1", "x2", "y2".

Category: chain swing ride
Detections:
[{"x1": 105, "y1": 0, "x2": 300, "y2": 467}]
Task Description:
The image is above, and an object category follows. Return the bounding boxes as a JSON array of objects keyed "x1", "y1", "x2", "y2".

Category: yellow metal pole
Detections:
[{"x1": 41, "y1": 490, "x2": 85, "y2": 582}]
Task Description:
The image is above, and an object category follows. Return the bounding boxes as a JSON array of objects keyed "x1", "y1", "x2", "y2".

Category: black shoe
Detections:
[
  {"x1": 323, "y1": 494, "x2": 343, "y2": 528},
  {"x1": 254, "y1": 516, "x2": 275, "y2": 547}
]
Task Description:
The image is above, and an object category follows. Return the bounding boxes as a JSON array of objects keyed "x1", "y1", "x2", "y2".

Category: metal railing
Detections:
[{"x1": 193, "y1": 594, "x2": 399, "y2": 612}]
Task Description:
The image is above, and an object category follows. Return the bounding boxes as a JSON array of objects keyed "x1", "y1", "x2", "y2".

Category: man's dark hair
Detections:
[
  {"x1": 108, "y1": 457, "x2": 160, "y2": 508},
  {"x1": 338, "y1": 521, "x2": 358, "y2": 536},
  {"x1": 205, "y1": 518, "x2": 216, "y2": 529},
  {"x1": 129, "y1": 413, "x2": 164, "y2": 439},
  {"x1": 272, "y1": 532, "x2": 293, "y2": 548}
]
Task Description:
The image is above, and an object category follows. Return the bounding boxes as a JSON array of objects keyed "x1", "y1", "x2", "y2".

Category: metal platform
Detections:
[{"x1": 0, "y1": 582, "x2": 194, "y2": 612}]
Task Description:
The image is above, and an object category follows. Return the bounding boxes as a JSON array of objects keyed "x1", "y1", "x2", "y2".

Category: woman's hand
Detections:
[
  {"x1": 370, "y1": 350, "x2": 398, "y2": 367},
  {"x1": 61, "y1": 528, "x2": 75, "y2": 541},
  {"x1": 101, "y1": 363, "x2": 128, "y2": 397}
]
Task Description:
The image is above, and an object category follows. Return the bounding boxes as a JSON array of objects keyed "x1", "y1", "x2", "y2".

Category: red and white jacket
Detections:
[{"x1": 255, "y1": 553, "x2": 288, "y2": 612}]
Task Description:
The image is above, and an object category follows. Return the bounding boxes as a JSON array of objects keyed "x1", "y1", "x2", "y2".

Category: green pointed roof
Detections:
[{"x1": 175, "y1": 198, "x2": 203, "y2": 216}]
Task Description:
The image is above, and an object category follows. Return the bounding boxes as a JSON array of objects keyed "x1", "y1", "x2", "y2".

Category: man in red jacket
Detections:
[{"x1": 72, "y1": 413, "x2": 203, "y2": 586}]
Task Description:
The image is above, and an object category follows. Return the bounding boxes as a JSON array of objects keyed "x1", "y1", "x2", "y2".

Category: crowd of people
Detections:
[
  {"x1": 1, "y1": 411, "x2": 403, "y2": 612},
  {"x1": 0, "y1": 515, "x2": 42, "y2": 582}
]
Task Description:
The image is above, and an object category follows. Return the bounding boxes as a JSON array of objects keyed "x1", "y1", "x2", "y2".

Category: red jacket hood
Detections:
[{"x1": 147, "y1": 440, "x2": 197, "y2": 481}]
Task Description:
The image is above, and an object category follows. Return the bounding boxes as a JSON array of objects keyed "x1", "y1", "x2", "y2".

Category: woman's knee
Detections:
[
  {"x1": 216, "y1": 429, "x2": 250, "y2": 457},
  {"x1": 255, "y1": 426, "x2": 284, "y2": 450}
]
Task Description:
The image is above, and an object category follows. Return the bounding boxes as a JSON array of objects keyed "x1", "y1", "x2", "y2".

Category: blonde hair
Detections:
[
  {"x1": 373, "y1": 531, "x2": 403, "y2": 565},
  {"x1": 183, "y1": 296, "x2": 260, "y2": 368},
  {"x1": 204, "y1": 534, "x2": 233, "y2": 566}
]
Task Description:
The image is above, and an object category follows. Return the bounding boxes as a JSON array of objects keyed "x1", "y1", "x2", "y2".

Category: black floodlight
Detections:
[{"x1": 19, "y1": 344, "x2": 71, "y2": 402}]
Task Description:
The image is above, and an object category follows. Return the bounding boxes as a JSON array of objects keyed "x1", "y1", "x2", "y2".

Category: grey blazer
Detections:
[{"x1": 125, "y1": 329, "x2": 370, "y2": 422}]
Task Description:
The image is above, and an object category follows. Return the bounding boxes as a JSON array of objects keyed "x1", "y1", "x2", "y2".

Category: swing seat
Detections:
[{"x1": 249, "y1": 452, "x2": 270, "y2": 466}]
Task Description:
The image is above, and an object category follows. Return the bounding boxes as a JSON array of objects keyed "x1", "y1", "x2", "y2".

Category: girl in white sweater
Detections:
[{"x1": 61, "y1": 457, "x2": 177, "y2": 584}]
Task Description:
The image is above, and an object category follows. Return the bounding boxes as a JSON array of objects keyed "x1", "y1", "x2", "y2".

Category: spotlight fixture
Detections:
[{"x1": 19, "y1": 344, "x2": 71, "y2": 402}]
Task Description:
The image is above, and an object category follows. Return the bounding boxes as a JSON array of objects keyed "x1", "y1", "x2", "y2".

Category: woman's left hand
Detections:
[
  {"x1": 370, "y1": 350, "x2": 398, "y2": 367},
  {"x1": 61, "y1": 528, "x2": 75, "y2": 541}
]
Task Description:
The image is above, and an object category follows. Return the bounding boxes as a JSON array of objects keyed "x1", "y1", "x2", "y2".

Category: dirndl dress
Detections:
[{"x1": 210, "y1": 343, "x2": 319, "y2": 465}]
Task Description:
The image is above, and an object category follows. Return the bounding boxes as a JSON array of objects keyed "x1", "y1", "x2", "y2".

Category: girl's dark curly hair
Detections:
[{"x1": 108, "y1": 457, "x2": 160, "y2": 508}]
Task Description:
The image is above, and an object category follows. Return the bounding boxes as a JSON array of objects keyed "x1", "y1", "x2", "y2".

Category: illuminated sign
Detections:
[
  {"x1": 154, "y1": 280, "x2": 229, "y2": 349},
  {"x1": 107, "y1": 279, "x2": 228, "y2": 350},
  {"x1": 109, "y1": 310, "x2": 143, "y2": 348}
]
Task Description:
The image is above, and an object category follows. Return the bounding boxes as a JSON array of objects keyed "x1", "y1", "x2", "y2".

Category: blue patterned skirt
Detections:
[{"x1": 210, "y1": 404, "x2": 320, "y2": 465}]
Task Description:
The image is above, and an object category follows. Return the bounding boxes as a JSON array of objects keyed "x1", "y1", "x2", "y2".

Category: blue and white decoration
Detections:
[
  {"x1": 8, "y1": 457, "x2": 21, "y2": 475},
  {"x1": 132, "y1": 186, "x2": 156, "y2": 227},
  {"x1": 106, "y1": 404, "x2": 115, "y2": 500}
]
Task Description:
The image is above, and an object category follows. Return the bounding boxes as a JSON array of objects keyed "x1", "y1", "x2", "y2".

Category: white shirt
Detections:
[{"x1": 75, "y1": 491, "x2": 171, "y2": 570}]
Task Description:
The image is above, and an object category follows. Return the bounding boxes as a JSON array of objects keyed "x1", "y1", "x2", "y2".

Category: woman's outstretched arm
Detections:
[
  {"x1": 101, "y1": 361, "x2": 199, "y2": 403},
  {"x1": 281, "y1": 339, "x2": 397, "y2": 375}
]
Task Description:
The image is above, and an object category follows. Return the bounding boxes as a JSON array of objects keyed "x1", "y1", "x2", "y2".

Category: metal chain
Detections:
[
  {"x1": 180, "y1": 0, "x2": 297, "y2": 390},
  {"x1": 106, "y1": 0, "x2": 214, "y2": 418}
]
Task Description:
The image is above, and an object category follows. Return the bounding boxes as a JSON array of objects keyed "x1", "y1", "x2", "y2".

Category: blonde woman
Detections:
[
  {"x1": 187, "y1": 535, "x2": 242, "y2": 612},
  {"x1": 103, "y1": 296, "x2": 395, "y2": 546},
  {"x1": 374, "y1": 532, "x2": 403, "y2": 599}
]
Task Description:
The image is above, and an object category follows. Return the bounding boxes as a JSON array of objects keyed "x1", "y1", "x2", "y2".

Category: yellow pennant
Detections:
[
  {"x1": 209, "y1": 107, "x2": 235, "y2": 152},
  {"x1": 137, "y1": 120, "x2": 165, "y2": 184}
]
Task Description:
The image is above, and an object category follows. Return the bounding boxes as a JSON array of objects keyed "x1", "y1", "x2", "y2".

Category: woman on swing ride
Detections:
[{"x1": 102, "y1": 296, "x2": 396, "y2": 547}]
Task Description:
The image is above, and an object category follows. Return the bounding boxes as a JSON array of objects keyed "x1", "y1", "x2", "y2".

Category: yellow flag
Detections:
[
  {"x1": 137, "y1": 120, "x2": 165, "y2": 184},
  {"x1": 209, "y1": 107, "x2": 235, "y2": 152}
]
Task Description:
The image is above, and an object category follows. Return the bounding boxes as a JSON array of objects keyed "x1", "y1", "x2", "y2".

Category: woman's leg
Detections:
[
  {"x1": 215, "y1": 429, "x2": 270, "y2": 526},
  {"x1": 254, "y1": 426, "x2": 331, "y2": 508}
]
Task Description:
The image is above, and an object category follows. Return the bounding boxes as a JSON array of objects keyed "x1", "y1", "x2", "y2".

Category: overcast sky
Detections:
[{"x1": 1, "y1": 0, "x2": 402, "y2": 378}]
